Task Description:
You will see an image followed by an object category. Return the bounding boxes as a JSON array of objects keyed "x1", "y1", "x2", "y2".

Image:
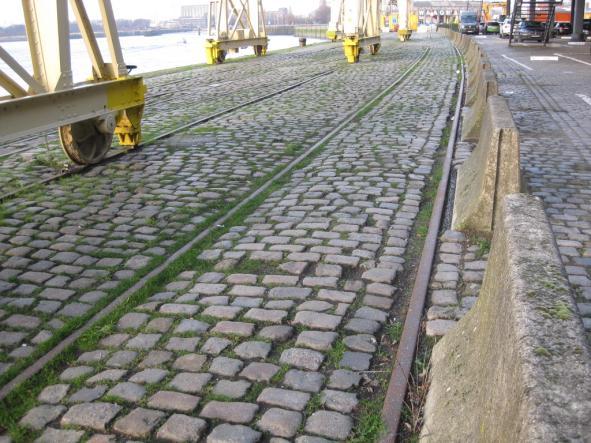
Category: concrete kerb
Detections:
[
  {"x1": 453, "y1": 96, "x2": 520, "y2": 233},
  {"x1": 460, "y1": 68, "x2": 498, "y2": 142},
  {"x1": 422, "y1": 194, "x2": 591, "y2": 442}
]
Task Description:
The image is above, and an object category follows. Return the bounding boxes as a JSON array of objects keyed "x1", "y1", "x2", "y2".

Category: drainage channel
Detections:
[{"x1": 380, "y1": 43, "x2": 465, "y2": 442}]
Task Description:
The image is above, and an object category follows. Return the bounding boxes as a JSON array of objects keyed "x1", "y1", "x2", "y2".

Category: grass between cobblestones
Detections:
[
  {"x1": 0, "y1": 151, "x2": 299, "y2": 384},
  {"x1": 0, "y1": 135, "x2": 332, "y2": 441}
]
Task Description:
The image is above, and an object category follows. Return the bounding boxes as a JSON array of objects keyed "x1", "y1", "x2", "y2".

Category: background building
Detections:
[{"x1": 180, "y1": 3, "x2": 209, "y2": 29}]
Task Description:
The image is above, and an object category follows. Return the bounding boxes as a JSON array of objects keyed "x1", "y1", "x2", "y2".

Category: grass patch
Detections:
[
  {"x1": 475, "y1": 237, "x2": 491, "y2": 259},
  {"x1": 348, "y1": 396, "x2": 386, "y2": 442},
  {"x1": 305, "y1": 393, "x2": 324, "y2": 416},
  {"x1": 284, "y1": 142, "x2": 301, "y2": 156},
  {"x1": 384, "y1": 320, "x2": 403, "y2": 344},
  {"x1": 326, "y1": 340, "x2": 346, "y2": 369}
]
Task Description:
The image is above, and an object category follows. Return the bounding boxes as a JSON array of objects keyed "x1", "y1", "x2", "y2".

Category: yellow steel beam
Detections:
[
  {"x1": 0, "y1": 77, "x2": 145, "y2": 143},
  {"x1": 0, "y1": 69, "x2": 28, "y2": 98},
  {"x1": 98, "y1": 0, "x2": 127, "y2": 78},
  {"x1": 69, "y1": 0, "x2": 109, "y2": 79},
  {"x1": 0, "y1": 45, "x2": 45, "y2": 94}
]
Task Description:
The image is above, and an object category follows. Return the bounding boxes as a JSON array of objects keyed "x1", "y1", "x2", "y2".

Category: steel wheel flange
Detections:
[{"x1": 59, "y1": 114, "x2": 115, "y2": 165}]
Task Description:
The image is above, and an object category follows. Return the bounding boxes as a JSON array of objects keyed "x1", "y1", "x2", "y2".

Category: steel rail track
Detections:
[
  {"x1": 0, "y1": 69, "x2": 334, "y2": 203},
  {"x1": 380, "y1": 44, "x2": 465, "y2": 442},
  {"x1": 0, "y1": 46, "x2": 431, "y2": 401}
]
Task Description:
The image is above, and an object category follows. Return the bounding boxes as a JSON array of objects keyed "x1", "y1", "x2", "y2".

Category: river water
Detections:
[{"x1": 1, "y1": 32, "x2": 324, "y2": 90}]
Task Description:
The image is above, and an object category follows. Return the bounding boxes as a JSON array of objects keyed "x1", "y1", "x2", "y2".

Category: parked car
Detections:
[
  {"x1": 499, "y1": 18, "x2": 512, "y2": 38},
  {"x1": 514, "y1": 20, "x2": 545, "y2": 42},
  {"x1": 486, "y1": 21, "x2": 500, "y2": 34},
  {"x1": 583, "y1": 19, "x2": 591, "y2": 36},
  {"x1": 459, "y1": 11, "x2": 479, "y2": 34},
  {"x1": 553, "y1": 22, "x2": 572, "y2": 35}
]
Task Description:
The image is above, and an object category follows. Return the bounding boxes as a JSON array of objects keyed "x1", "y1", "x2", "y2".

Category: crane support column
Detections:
[
  {"x1": 1, "y1": 0, "x2": 145, "y2": 165},
  {"x1": 205, "y1": 0, "x2": 268, "y2": 64},
  {"x1": 327, "y1": 0, "x2": 345, "y2": 41},
  {"x1": 397, "y1": 0, "x2": 418, "y2": 41},
  {"x1": 342, "y1": 0, "x2": 381, "y2": 63}
]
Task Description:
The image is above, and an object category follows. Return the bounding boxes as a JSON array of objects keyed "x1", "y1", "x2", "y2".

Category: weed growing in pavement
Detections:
[
  {"x1": 326, "y1": 340, "x2": 346, "y2": 368},
  {"x1": 270, "y1": 364, "x2": 290, "y2": 384},
  {"x1": 30, "y1": 137, "x2": 67, "y2": 171},
  {"x1": 305, "y1": 393, "x2": 323, "y2": 416},
  {"x1": 243, "y1": 382, "x2": 265, "y2": 403},
  {"x1": 349, "y1": 395, "x2": 387, "y2": 443},
  {"x1": 475, "y1": 237, "x2": 491, "y2": 258},
  {"x1": 400, "y1": 335, "x2": 436, "y2": 441},
  {"x1": 385, "y1": 320, "x2": 404, "y2": 344},
  {"x1": 284, "y1": 143, "x2": 301, "y2": 156}
]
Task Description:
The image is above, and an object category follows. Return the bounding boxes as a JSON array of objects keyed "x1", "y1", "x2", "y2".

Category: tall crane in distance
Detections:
[
  {"x1": 397, "y1": 0, "x2": 418, "y2": 41},
  {"x1": 205, "y1": 0, "x2": 268, "y2": 64},
  {"x1": 342, "y1": 0, "x2": 381, "y2": 63}
]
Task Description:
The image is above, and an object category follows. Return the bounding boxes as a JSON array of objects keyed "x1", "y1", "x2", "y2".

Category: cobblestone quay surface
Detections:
[
  {"x1": 0, "y1": 44, "x2": 340, "y2": 194},
  {"x1": 0, "y1": 33, "x2": 458, "y2": 441}
]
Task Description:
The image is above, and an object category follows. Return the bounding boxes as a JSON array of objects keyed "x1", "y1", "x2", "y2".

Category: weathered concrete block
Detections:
[
  {"x1": 465, "y1": 60, "x2": 490, "y2": 107},
  {"x1": 422, "y1": 194, "x2": 591, "y2": 442},
  {"x1": 460, "y1": 68, "x2": 498, "y2": 142},
  {"x1": 453, "y1": 96, "x2": 520, "y2": 233}
]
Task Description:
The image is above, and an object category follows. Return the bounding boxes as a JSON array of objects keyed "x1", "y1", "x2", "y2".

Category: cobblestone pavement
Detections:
[
  {"x1": 0, "y1": 43, "x2": 341, "y2": 194},
  {"x1": 2, "y1": 35, "x2": 458, "y2": 441},
  {"x1": 0, "y1": 38, "x2": 436, "y2": 384},
  {"x1": 424, "y1": 228, "x2": 487, "y2": 337},
  {"x1": 424, "y1": 136, "x2": 487, "y2": 336},
  {"x1": 471, "y1": 38, "x2": 591, "y2": 343}
]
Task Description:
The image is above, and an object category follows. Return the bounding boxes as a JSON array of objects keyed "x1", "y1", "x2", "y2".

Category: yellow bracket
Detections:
[
  {"x1": 398, "y1": 30, "x2": 412, "y2": 42},
  {"x1": 343, "y1": 36, "x2": 360, "y2": 63},
  {"x1": 205, "y1": 39, "x2": 223, "y2": 65},
  {"x1": 106, "y1": 77, "x2": 146, "y2": 147},
  {"x1": 115, "y1": 105, "x2": 144, "y2": 147},
  {"x1": 254, "y1": 44, "x2": 267, "y2": 57}
]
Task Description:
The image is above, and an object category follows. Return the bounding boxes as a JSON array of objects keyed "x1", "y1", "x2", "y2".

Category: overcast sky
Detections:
[{"x1": 0, "y1": 0, "x2": 321, "y2": 26}]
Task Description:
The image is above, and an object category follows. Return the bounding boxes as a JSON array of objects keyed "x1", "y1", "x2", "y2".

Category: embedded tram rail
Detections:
[{"x1": 0, "y1": 32, "x2": 462, "y2": 441}]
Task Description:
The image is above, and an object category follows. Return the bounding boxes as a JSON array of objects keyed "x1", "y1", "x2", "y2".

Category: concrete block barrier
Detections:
[
  {"x1": 453, "y1": 96, "x2": 519, "y2": 233},
  {"x1": 460, "y1": 68, "x2": 498, "y2": 142},
  {"x1": 422, "y1": 193, "x2": 591, "y2": 442},
  {"x1": 466, "y1": 59, "x2": 490, "y2": 107}
]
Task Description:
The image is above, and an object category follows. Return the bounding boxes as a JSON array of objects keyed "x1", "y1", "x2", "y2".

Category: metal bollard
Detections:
[{"x1": 299, "y1": 37, "x2": 307, "y2": 47}]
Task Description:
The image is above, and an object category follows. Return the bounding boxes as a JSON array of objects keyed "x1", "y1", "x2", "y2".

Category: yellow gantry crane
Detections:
[
  {"x1": 205, "y1": 0, "x2": 268, "y2": 64},
  {"x1": 342, "y1": 0, "x2": 381, "y2": 63},
  {"x1": 0, "y1": 0, "x2": 145, "y2": 165}
]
